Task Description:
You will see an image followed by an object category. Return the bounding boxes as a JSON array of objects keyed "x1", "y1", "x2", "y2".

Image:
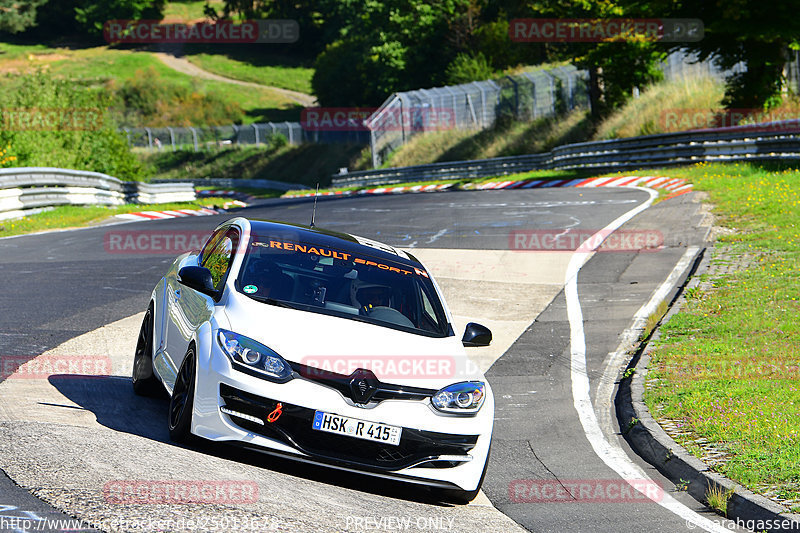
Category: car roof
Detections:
[{"x1": 243, "y1": 219, "x2": 425, "y2": 269}]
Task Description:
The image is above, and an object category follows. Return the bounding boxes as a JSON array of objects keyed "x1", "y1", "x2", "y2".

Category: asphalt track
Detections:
[{"x1": 0, "y1": 188, "x2": 748, "y2": 532}]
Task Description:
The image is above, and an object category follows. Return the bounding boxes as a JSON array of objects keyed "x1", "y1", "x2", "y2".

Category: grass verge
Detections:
[
  {"x1": 367, "y1": 109, "x2": 592, "y2": 170},
  {"x1": 0, "y1": 43, "x2": 302, "y2": 124},
  {"x1": 0, "y1": 197, "x2": 228, "y2": 238},
  {"x1": 641, "y1": 162, "x2": 800, "y2": 508},
  {"x1": 184, "y1": 50, "x2": 314, "y2": 95}
]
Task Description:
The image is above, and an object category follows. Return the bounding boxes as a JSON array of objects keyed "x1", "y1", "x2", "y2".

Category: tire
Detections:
[
  {"x1": 168, "y1": 346, "x2": 197, "y2": 443},
  {"x1": 132, "y1": 306, "x2": 161, "y2": 396},
  {"x1": 437, "y1": 443, "x2": 491, "y2": 504}
]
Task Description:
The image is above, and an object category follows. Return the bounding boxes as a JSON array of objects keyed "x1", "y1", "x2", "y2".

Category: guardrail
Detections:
[
  {"x1": 332, "y1": 122, "x2": 800, "y2": 187},
  {"x1": 152, "y1": 178, "x2": 310, "y2": 192},
  {"x1": 0, "y1": 168, "x2": 195, "y2": 221}
]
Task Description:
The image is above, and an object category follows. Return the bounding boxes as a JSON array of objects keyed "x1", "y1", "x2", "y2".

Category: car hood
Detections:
[{"x1": 221, "y1": 291, "x2": 481, "y2": 389}]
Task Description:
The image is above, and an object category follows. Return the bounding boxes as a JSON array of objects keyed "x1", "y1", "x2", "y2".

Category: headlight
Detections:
[
  {"x1": 217, "y1": 329, "x2": 292, "y2": 382},
  {"x1": 431, "y1": 381, "x2": 485, "y2": 414}
]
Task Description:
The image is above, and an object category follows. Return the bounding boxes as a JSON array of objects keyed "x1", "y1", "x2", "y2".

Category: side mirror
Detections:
[
  {"x1": 462, "y1": 322, "x2": 492, "y2": 347},
  {"x1": 178, "y1": 266, "x2": 216, "y2": 297}
]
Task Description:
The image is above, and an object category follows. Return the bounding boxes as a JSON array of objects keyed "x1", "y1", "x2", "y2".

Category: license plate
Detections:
[{"x1": 312, "y1": 411, "x2": 402, "y2": 446}]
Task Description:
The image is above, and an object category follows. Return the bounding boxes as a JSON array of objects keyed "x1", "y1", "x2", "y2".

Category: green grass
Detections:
[
  {"x1": 642, "y1": 162, "x2": 800, "y2": 505},
  {"x1": 706, "y1": 485, "x2": 734, "y2": 516},
  {"x1": 595, "y1": 76, "x2": 725, "y2": 140},
  {"x1": 0, "y1": 197, "x2": 228, "y2": 238},
  {"x1": 0, "y1": 43, "x2": 302, "y2": 124},
  {"x1": 369, "y1": 109, "x2": 593, "y2": 170},
  {"x1": 185, "y1": 51, "x2": 314, "y2": 94},
  {"x1": 163, "y1": 0, "x2": 222, "y2": 21}
]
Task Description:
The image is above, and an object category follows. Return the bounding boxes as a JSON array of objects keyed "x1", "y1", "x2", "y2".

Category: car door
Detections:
[{"x1": 163, "y1": 226, "x2": 239, "y2": 390}]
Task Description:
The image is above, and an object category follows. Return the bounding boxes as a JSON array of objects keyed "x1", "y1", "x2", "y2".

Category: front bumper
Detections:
[{"x1": 191, "y1": 337, "x2": 494, "y2": 491}]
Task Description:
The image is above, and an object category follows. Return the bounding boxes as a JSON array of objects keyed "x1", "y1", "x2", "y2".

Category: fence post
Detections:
[
  {"x1": 505, "y1": 76, "x2": 520, "y2": 119},
  {"x1": 167, "y1": 127, "x2": 175, "y2": 151},
  {"x1": 568, "y1": 73, "x2": 574, "y2": 109},
  {"x1": 190, "y1": 127, "x2": 198, "y2": 152},
  {"x1": 472, "y1": 82, "x2": 486, "y2": 128},
  {"x1": 253, "y1": 123, "x2": 259, "y2": 145},
  {"x1": 466, "y1": 94, "x2": 478, "y2": 127},
  {"x1": 370, "y1": 129, "x2": 378, "y2": 169},
  {"x1": 542, "y1": 71, "x2": 556, "y2": 116},
  {"x1": 284, "y1": 122, "x2": 294, "y2": 144},
  {"x1": 145, "y1": 128, "x2": 152, "y2": 150},
  {"x1": 123, "y1": 128, "x2": 131, "y2": 146}
]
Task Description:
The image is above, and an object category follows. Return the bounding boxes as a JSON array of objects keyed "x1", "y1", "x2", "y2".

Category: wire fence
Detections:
[
  {"x1": 123, "y1": 53, "x2": 800, "y2": 161},
  {"x1": 365, "y1": 65, "x2": 590, "y2": 167},
  {"x1": 660, "y1": 49, "x2": 747, "y2": 84},
  {"x1": 123, "y1": 122, "x2": 369, "y2": 151}
]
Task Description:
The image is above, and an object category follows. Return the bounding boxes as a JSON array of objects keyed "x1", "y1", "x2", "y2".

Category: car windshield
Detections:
[{"x1": 236, "y1": 235, "x2": 451, "y2": 337}]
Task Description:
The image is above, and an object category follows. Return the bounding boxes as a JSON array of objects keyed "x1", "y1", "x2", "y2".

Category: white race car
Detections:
[{"x1": 132, "y1": 217, "x2": 494, "y2": 502}]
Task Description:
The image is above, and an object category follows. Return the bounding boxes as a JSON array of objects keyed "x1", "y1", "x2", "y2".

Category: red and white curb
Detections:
[
  {"x1": 115, "y1": 208, "x2": 222, "y2": 221},
  {"x1": 474, "y1": 175, "x2": 692, "y2": 197},
  {"x1": 290, "y1": 183, "x2": 454, "y2": 198},
  {"x1": 286, "y1": 176, "x2": 691, "y2": 199}
]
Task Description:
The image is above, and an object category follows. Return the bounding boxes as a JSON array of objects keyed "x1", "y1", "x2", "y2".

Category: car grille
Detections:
[
  {"x1": 219, "y1": 384, "x2": 477, "y2": 471},
  {"x1": 288, "y1": 362, "x2": 438, "y2": 405}
]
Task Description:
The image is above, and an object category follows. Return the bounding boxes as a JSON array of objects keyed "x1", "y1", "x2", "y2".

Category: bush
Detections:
[
  {"x1": 110, "y1": 67, "x2": 245, "y2": 127},
  {"x1": 0, "y1": 71, "x2": 144, "y2": 179},
  {"x1": 444, "y1": 53, "x2": 495, "y2": 85}
]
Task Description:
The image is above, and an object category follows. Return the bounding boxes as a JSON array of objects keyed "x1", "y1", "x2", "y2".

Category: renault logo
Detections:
[{"x1": 349, "y1": 368, "x2": 378, "y2": 404}]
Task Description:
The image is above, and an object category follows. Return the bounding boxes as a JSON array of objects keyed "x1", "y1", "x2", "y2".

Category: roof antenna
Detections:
[{"x1": 310, "y1": 183, "x2": 319, "y2": 228}]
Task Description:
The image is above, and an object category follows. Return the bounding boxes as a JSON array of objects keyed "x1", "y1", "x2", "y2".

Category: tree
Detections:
[
  {"x1": 0, "y1": 0, "x2": 47, "y2": 33},
  {"x1": 74, "y1": 0, "x2": 166, "y2": 36},
  {"x1": 311, "y1": 0, "x2": 478, "y2": 106},
  {"x1": 509, "y1": 0, "x2": 668, "y2": 117},
  {"x1": 661, "y1": 0, "x2": 800, "y2": 109}
]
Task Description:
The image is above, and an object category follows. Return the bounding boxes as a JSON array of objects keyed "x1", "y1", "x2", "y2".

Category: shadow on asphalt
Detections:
[{"x1": 49, "y1": 374, "x2": 460, "y2": 507}]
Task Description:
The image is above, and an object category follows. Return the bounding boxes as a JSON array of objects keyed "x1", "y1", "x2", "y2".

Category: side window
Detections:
[
  {"x1": 420, "y1": 288, "x2": 437, "y2": 324},
  {"x1": 200, "y1": 229, "x2": 225, "y2": 264},
  {"x1": 201, "y1": 229, "x2": 239, "y2": 292}
]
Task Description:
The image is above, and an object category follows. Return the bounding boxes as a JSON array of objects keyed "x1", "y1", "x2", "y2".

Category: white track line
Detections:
[{"x1": 565, "y1": 187, "x2": 728, "y2": 532}]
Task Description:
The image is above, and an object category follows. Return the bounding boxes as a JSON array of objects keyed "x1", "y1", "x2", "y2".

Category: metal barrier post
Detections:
[{"x1": 284, "y1": 122, "x2": 294, "y2": 144}]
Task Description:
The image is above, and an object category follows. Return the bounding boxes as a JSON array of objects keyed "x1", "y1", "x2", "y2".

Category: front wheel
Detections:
[
  {"x1": 168, "y1": 347, "x2": 197, "y2": 443},
  {"x1": 132, "y1": 306, "x2": 161, "y2": 396}
]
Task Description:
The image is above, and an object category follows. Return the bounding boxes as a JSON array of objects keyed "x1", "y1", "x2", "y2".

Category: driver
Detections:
[{"x1": 350, "y1": 281, "x2": 392, "y2": 311}]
